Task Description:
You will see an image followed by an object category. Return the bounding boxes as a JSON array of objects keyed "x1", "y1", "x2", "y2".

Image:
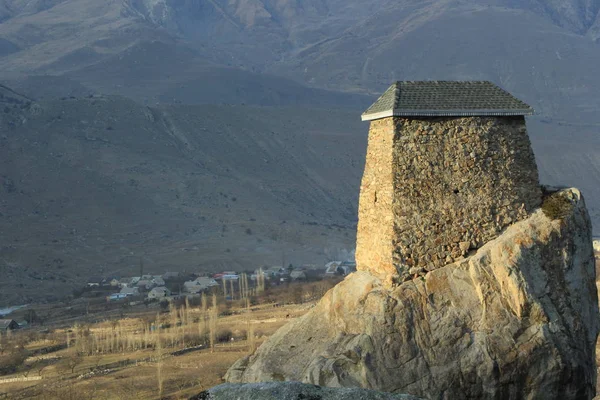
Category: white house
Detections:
[
  {"x1": 148, "y1": 287, "x2": 171, "y2": 300},
  {"x1": 152, "y1": 276, "x2": 166, "y2": 286},
  {"x1": 194, "y1": 277, "x2": 219, "y2": 287},
  {"x1": 324, "y1": 261, "x2": 343, "y2": 275},
  {"x1": 119, "y1": 278, "x2": 134, "y2": 288},
  {"x1": 290, "y1": 270, "x2": 307, "y2": 281},
  {"x1": 130, "y1": 277, "x2": 141, "y2": 285},
  {"x1": 183, "y1": 277, "x2": 218, "y2": 294},
  {"x1": 137, "y1": 280, "x2": 155, "y2": 290},
  {"x1": 105, "y1": 277, "x2": 120, "y2": 287}
]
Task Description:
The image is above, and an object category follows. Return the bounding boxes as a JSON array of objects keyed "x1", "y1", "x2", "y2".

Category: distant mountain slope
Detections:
[
  {"x1": 1, "y1": 0, "x2": 600, "y2": 304},
  {"x1": 0, "y1": 0, "x2": 598, "y2": 124},
  {"x1": 0, "y1": 0, "x2": 371, "y2": 107},
  {"x1": 272, "y1": 6, "x2": 600, "y2": 123},
  {"x1": 1, "y1": 88, "x2": 599, "y2": 305},
  {"x1": 0, "y1": 93, "x2": 365, "y2": 304}
]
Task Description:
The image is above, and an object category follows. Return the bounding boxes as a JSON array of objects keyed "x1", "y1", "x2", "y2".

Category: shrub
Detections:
[
  {"x1": 216, "y1": 329, "x2": 232, "y2": 343},
  {"x1": 542, "y1": 192, "x2": 572, "y2": 220},
  {"x1": 0, "y1": 349, "x2": 28, "y2": 375},
  {"x1": 183, "y1": 333, "x2": 208, "y2": 347},
  {"x1": 159, "y1": 299, "x2": 170, "y2": 310}
]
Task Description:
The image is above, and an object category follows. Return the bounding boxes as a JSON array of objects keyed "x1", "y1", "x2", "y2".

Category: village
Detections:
[
  {"x1": 0, "y1": 259, "x2": 356, "y2": 336},
  {"x1": 87, "y1": 260, "x2": 357, "y2": 305},
  {"x1": 0, "y1": 258, "x2": 357, "y2": 399}
]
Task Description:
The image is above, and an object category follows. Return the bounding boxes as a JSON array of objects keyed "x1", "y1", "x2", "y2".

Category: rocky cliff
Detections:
[{"x1": 226, "y1": 188, "x2": 599, "y2": 399}]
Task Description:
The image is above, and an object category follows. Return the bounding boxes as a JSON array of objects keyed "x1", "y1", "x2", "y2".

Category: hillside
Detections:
[
  {"x1": 0, "y1": 94, "x2": 365, "y2": 305},
  {"x1": 0, "y1": 0, "x2": 599, "y2": 120},
  {"x1": 2, "y1": 0, "x2": 600, "y2": 303},
  {"x1": 1, "y1": 89, "x2": 600, "y2": 305}
]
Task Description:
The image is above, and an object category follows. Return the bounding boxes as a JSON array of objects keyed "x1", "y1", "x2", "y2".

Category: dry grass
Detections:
[{"x1": 0, "y1": 301, "x2": 312, "y2": 400}]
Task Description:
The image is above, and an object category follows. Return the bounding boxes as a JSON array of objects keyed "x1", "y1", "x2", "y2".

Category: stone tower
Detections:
[{"x1": 356, "y1": 81, "x2": 542, "y2": 283}]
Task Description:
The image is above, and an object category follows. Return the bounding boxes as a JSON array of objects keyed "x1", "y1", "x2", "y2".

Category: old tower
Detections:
[{"x1": 356, "y1": 81, "x2": 542, "y2": 283}]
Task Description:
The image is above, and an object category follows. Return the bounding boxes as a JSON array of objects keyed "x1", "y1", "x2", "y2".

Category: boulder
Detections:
[
  {"x1": 191, "y1": 382, "x2": 421, "y2": 399},
  {"x1": 226, "y1": 189, "x2": 599, "y2": 399}
]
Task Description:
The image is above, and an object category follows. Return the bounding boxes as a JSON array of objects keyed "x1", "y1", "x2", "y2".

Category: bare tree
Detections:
[
  {"x1": 64, "y1": 351, "x2": 83, "y2": 374},
  {"x1": 156, "y1": 328, "x2": 164, "y2": 397},
  {"x1": 209, "y1": 293, "x2": 218, "y2": 352}
]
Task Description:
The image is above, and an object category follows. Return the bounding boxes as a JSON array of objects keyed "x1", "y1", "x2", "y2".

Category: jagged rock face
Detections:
[
  {"x1": 227, "y1": 189, "x2": 599, "y2": 399},
  {"x1": 193, "y1": 382, "x2": 421, "y2": 400}
]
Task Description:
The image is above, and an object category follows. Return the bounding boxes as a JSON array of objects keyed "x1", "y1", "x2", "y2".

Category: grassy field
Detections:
[{"x1": 0, "y1": 280, "x2": 336, "y2": 400}]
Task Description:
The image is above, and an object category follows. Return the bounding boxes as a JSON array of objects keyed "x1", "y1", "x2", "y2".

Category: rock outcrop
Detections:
[
  {"x1": 226, "y1": 188, "x2": 599, "y2": 399},
  {"x1": 192, "y1": 382, "x2": 421, "y2": 400}
]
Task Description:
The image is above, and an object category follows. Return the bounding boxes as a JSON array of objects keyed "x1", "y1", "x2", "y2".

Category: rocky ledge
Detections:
[{"x1": 226, "y1": 188, "x2": 599, "y2": 399}]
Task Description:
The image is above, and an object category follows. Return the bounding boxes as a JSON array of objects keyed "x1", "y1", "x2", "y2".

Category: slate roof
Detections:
[
  {"x1": 0, "y1": 319, "x2": 18, "y2": 330},
  {"x1": 361, "y1": 81, "x2": 533, "y2": 121}
]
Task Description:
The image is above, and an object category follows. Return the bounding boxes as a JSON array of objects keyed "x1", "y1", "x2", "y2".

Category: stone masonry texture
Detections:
[{"x1": 356, "y1": 116, "x2": 541, "y2": 281}]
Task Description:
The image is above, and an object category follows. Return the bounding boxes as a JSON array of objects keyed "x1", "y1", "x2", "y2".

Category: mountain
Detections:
[
  {"x1": 0, "y1": 0, "x2": 371, "y2": 107},
  {"x1": 0, "y1": 92, "x2": 365, "y2": 304},
  {"x1": 1, "y1": 87, "x2": 600, "y2": 305},
  {"x1": 1, "y1": 0, "x2": 599, "y2": 122},
  {"x1": 1, "y1": 0, "x2": 600, "y2": 302}
]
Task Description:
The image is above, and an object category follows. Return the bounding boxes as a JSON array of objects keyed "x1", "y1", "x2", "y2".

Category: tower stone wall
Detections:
[{"x1": 356, "y1": 116, "x2": 542, "y2": 282}]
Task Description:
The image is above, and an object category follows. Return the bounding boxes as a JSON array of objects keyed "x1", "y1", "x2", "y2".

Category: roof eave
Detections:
[{"x1": 362, "y1": 108, "x2": 534, "y2": 121}]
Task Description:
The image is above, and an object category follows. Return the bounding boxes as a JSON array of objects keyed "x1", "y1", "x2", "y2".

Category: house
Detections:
[
  {"x1": 290, "y1": 270, "x2": 307, "y2": 281},
  {"x1": 184, "y1": 277, "x2": 219, "y2": 294},
  {"x1": 136, "y1": 280, "x2": 155, "y2": 290},
  {"x1": 152, "y1": 276, "x2": 166, "y2": 286},
  {"x1": 105, "y1": 277, "x2": 120, "y2": 287},
  {"x1": 359, "y1": 81, "x2": 539, "y2": 280},
  {"x1": 324, "y1": 261, "x2": 343, "y2": 275},
  {"x1": 130, "y1": 277, "x2": 141, "y2": 286},
  {"x1": 119, "y1": 277, "x2": 138, "y2": 288},
  {"x1": 119, "y1": 278, "x2": 132, "y2": 288},
  {"x1": 0, "y1": 319, "x2": 19, "y2": 334},
  {"x1": 593, "y1": 239, "x2": 600, "y2": 253},
  {"x1": 194, "y1": 277, "x2": 219, "y2": 287},
  {"x1": 183, "y1": 281, "x2": 203, "y2": 294},
  {"x1": 87, "y1": 276, "x2": 102, "y2": 287},
  {"x1": 148, "y1": 287, "x2": 171, "y2": 300},
  {"x1": 120, "y1": 287, "x2": 140, "y2": 296}
]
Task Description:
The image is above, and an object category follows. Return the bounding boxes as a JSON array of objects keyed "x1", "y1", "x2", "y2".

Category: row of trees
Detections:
[{"x1": 66, "y1": 293, "x2": 232, "y2": 356}]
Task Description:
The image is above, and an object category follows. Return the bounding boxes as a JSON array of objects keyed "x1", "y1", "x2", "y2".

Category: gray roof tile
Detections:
[
  {"x1": 0, "y1": 319, "x2": 17, "y2": 329},
  {"x1": 362, "y1": 81, "x2": 533, "y2": 120}
]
